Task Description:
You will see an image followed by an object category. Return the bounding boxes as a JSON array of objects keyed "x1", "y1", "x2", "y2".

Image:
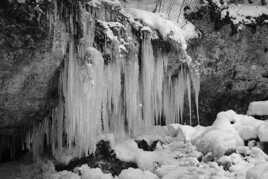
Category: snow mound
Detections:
[
  {"x1": 128, "y1": 8, "x2": 198, "y2": 50},
  {"x1": 221, "y1": 4, "x2": 268, "y2": 25},
  {"x1": 192, "y1": 127, "x2": 244, "y2": 158},
  {"x1": 247, "y1": 100, "x2": 268, "y2": 116},
  {"x1": 114, "y1": 140, "x2": 142, "y2": 162},
  {"x1": 213, "y1": 110, "x2": 264, "y2": 140},
  {"x1": 119, "y1": 168, "x2": 159, "y2": 179}
]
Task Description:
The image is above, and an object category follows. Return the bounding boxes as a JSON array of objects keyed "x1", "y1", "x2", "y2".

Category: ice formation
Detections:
[{"x1": 25, "y1": 0, "x2": 201, "y2": 159}]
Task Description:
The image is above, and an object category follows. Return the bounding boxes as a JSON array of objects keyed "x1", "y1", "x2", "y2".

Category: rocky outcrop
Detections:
[{"x1": 187, "y1": 5, "x2": 268, "y2": 125}]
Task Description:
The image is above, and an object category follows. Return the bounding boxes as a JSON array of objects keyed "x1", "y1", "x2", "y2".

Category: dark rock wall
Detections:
[
  {"x1": 0, "y1": 0, "x2": 62, "y2": 161},
  {"x1": 188, "y1": 7, "x2": 268, "y2": 125}
]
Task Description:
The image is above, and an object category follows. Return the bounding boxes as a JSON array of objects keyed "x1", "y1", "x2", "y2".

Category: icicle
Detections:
[
  {"x1": 124, "y1": 42, "x2": 141, "y2": 136},
  {"x1": 141, "y1": 31, "x2": 155, "y2": 129},
  {"x1": 175, "y1": 67, "x2": 186, "y2": 124},
  {"x1": 103, "y1": 39, "x2": 126, "y2": 140},
  {"x1": 152, "y1": 53, "x2": 164, "y2": 125},
  {"x1": 186, "y1": 69, "x2": 192, "y2": 125},
  {"x1": 191, "y1": 69, "x2": 200, "y2": 124},
  {"x1": 163, "y1": 76, "x2": 173, "y2": 124},
  {"x1": 60, "y1": 43, "x2": 105, "y2": 157}
]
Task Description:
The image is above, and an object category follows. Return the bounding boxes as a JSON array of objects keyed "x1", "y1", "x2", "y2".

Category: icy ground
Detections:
[{"x1": 1, "y1": 111, "x2": 268, "y2": 179}]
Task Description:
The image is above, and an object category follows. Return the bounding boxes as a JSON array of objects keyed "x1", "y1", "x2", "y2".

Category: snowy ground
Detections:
[{"x1": 1, "y1": 110, "x2": 268, "y2": 179}]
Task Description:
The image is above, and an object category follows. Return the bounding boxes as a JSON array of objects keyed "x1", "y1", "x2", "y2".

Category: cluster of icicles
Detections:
[{"x1": 26, "y1": 5, "x2": 200, "y2": 159}]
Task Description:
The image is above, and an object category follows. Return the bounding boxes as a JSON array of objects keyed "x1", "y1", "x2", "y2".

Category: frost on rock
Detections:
[{"x1": 247, "y1": 100, "x2": 268, "y2": 116}]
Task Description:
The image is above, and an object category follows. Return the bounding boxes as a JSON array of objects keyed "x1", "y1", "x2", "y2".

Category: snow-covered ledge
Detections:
[{"x1": 127, "y1": 8, "x2": 199, "y2": 50}]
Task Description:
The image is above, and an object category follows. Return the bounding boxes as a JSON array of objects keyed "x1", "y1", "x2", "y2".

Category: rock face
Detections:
[
  {"x1": 187, "y1": 6, "x2": 268, "y2": 125},
  {"x1": 0, "y1": 1, "x2": 63, "y2": 161}
]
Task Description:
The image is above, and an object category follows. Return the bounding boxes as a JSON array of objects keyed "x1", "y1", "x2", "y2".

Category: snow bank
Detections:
[
  {"x1": 247, "y1": 100, "x2": 268, "y2": 116},
  {"x1": 221, "y1": 4, "x2": 268, "y2": 25},
  {"x1": 128, "y1": 8, "x2": 198, "y2": 50}
]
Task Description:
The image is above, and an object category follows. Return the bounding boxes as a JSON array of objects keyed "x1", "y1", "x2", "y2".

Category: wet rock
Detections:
[{"x1": 135, "y1": 139, "x2": 160, "y2": 151}]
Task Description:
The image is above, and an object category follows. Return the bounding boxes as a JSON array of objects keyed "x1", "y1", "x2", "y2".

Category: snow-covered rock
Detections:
[
  {"x1": 118, "y1": 168, "x2": 159, "y2": 179},
  {"x1": 114, "y1": 140, "x2": 142, "y2": 162},
  {"x1": 213, "y1": 110, "x2": 264, "y2": 140},
  {"x1": 247, "y1": 101, "x2": 268, "y2": 116},
  {"x1": 192, "y1": 127, "x2": 244, "y2": 158}
]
